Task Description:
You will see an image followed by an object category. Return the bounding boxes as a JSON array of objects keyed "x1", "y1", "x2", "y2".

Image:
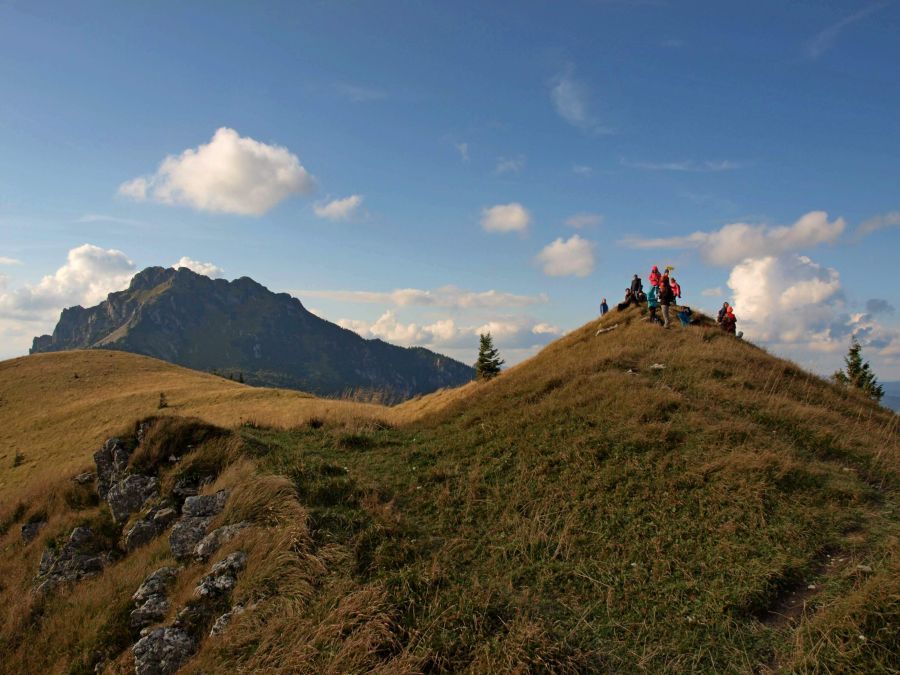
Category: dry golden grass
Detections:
[
  {"x1": 1, "y1": 311, "x2": 897, "y2": 672},
  {"x1": 0, "y1": 350, "x2": 393, "y2": 504}
]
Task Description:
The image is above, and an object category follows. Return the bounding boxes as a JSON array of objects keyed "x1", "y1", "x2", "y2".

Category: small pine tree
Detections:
[
  {"x1": 474, "y1": 333, "x2": 504, "y2": 381},
  {"x1": 238, "y1": 372, "x2": 244, "y2": 384},
  {"x1": 833, "y1": 338, "x2": 884, "y2": 402}
]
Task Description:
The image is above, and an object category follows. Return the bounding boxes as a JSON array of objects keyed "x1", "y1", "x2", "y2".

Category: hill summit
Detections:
[{"x1": 30, "y1": 266, "x2": 473, "y2": 399}]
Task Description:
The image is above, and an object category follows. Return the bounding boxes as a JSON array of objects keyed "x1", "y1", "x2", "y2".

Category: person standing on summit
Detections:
[
  {"x1": 630, "y1": 274, "x2": 643, "y2": 296},
  {"x1": 658, "y1": 276, "x2": 675, "y2": 328},
  {"x1": 649, "y1": 266, "x2": 661, "y2": 288},
  {"x1": 600, "y1": 297, "x2": 609, "y2": 316}
]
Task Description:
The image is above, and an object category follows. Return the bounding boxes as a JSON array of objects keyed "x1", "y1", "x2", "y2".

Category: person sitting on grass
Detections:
[
  {"x1": 617, "y1": 289, "x2": 634, "y2": 311},
  {"x1": 677, "y1": 306, "x2": 693, "y2": 327}
]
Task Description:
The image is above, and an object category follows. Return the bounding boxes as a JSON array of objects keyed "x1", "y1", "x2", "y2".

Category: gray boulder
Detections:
[
  {"x1": 131, "y1": 593, "x2": 170, "y2": 629},
  {"x1": 72, "y1": 471, "x2": 95, "y2": 485},
  {"x1": 169, "y1": 516, "x2": 212, "y2": 560},
  {"x1": 194, "y1": 522, "x2": 249, "y2": 561},
  {"x1": 182, "y1": 490, "x2": 229, "y2": 518},
  {"x1": 21, "y1": 520, "x2": 46, "y2": 544},
  {"x1": 35, "y1": 526, "x2": 107, "y2": 592},
  {"x1": 209, "y1": 603, "x2": 245, "y2": 637},
  {"x1": 107, "y1": 474, "x2": 158, "y2": 523},
  {"x1": 93, "y1": 437, "x2": 131, "y2": 499},
  {"x1": 132, "y1": 627, "x2": 196, "y2": 675},
  {"x1": 195, "y1": 551, "x2": 247, "y2": 599},
  {"x1": 124, "y1": 519, "x2": 158, "y2": 551},
  {"x1": 133, "y1": 566, "x2": 181, "y2": 604},
  {"x1": 152, "y1": 507, "x2": 178, "y2": 530}
]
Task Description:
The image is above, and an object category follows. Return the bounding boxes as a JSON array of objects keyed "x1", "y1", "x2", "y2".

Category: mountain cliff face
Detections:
[{"x1": 30, "y1": 267, "x2": 473, "y2": 398}]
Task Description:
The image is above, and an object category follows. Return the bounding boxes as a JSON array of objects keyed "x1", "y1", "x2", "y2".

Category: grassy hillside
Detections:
[
  {"x1": 1, "y1": 309, "x2": 897, "y2": 673},
  {"x1": 0, "y1": 350, "x2": 386, "y2": 503}
]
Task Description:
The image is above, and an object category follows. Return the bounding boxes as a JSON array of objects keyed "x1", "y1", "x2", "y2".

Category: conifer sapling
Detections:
[
  {"x1": 833, "y1": 338, "x2": 884, "y2": 402},
  {"x1": 475, "y1": 332, "x2": 504, "y2": 381}
]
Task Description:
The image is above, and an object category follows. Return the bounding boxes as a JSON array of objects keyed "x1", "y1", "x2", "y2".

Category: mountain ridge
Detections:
[{"x1": 30, "y1": 266, "x2": 473, "y2": 399}]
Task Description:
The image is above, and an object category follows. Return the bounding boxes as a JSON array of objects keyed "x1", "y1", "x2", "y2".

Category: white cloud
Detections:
[
  {"x1": 0, "y1": 256, "x2": 22, "y2": 265},
  {"x1": 455, "y1": 142, "x2": 470, "y2": 162},
  {"x1": 333, "y1": 82, "x2": 387, "y2": 102},
  {"x1": 313, "y1": 194, "x2": 363, "y2": 221},
  {"x1": 551, "y1": 70, "x2": 589, "y2": 127},
  {"x1": 726, "y1": 253, "x2": 900, "y2": 367},
  {"x1": 804, "y1": 4, "x2": 885, "y2": 60},
  {"x1": 337, "y1": 311, "x2": 563, "y2": 353},
  {"x1": 565, "y1": 212, "x2": 602, "y2": 229},
  {"x1": 621, "y1": 211, "x2": 845, "y2": 266},
  {"x1": 495, "y1": 155, "x2": 526, "y2": 174},
  {"x1": 572, "y1": 165, "x2": 593, "y2": 176},
  {"x1": 857, "y1": 211, "x2": 900, "y2": 238},
  {"x1": 728, "y1": 255, "x2": 842, "y2": 344},
  {"x1": 701, "y1": 287, "x2": 724, "y2": 297},
  {"x1": 532, "y1": 322, "x2": 563, "y2": 335},
  {"x1": 621, "y1": 158, "x2": 741, "y2": 172},
  {"x1": 172, "y1": 256, "x2": 224, "y2": 278},
  {"x1": 536, "y1": 235, "x2": 595, "y2": 277},
  {"x1": 0, "y1": 244, "x2": 135, "y2": 320},
  {"x1": 77, "y1": 213, "x2": 146, "y2": 227},
  {"x1": 119, "y1": 127, "x2": 315, "y2": 216},
  {"x1": 550, "y1": 68, "x2": 610, "y2": 134},
  {"x1": 298, "y1": 285, "x2": 547, "y2": 309},
  {"x1": 118, "y1": 177, "x2": 149, "y2": 200},
  {"x1": 481, "y1": 203, "x2": 531, "y2": 234}
]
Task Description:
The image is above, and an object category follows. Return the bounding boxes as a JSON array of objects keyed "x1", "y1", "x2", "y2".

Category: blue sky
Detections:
[{"x1": 1, "y1": 0, "x2": 899, "y2": 377}]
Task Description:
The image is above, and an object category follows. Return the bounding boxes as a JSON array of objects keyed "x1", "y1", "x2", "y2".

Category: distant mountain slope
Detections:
[
  {"x1": 30, "y1": 267, "x2": 473, "y2": 398},
  {"x1": 881, "y1": 381, "x2": 900, "y2": 413}
]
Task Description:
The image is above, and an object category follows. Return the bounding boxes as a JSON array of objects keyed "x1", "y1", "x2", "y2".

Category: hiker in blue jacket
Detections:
[
  {"x1": 647, "y1": 285, "x2": 660, "y2": 324},
  {"x1": 600, "y1": 298, "x2": 609, "y2": 316}
]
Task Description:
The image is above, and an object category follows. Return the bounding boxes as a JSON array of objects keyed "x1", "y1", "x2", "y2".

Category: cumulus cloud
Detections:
[
  {"x1": 481, "y1": 203, "x2": 531, "y2": 234},
  {"x1": 495, "y1": 155, "x2": 526, "y2": 174},
  {"x1": 119, "y1": 127, "x2": 315, "y2": 215},
  {"x1": 550, "y1": 67, "x2": 610, "y2": 134},
  {"x1": 0, "y1": 244, "x2": 135, "y2": 320},
  {"x1": 621, "y1": 158, "x2": 741, "y2": 172},
  {"x1": 565, "y1": 212, "x2": 602, "y2": 229},
  {"x1": 298, "y1": 285, "x2": 547, "y2": 309},
  {"x1": 728, "y1": 255, "x2": 842, "y2": 344},
  {"x1": 172, "y1": 256, "x2": 224, "y2": 278},
  {"x1": 621, "y1": 211, "x2": 845, "y2": 266},
  {"x1": 455, "y1": 142, "x2": 470, "y2": 162},
  {"x1": 0, "y1": 256, "x2": 22, "y2": 265},
  {"x1": 536, "y1": 235, "x2": 595, "y2": 277},
  {"x1": 338, "y1": 311, "x2": 562, "y2": 351},
  {"x1": 313, "y1": 194, "x2": 363, "y2": 221},
  {"x1": 701, "y1": 287, "x2": 724, "y2": 297}
]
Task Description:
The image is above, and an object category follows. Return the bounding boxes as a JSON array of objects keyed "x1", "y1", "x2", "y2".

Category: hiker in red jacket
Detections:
[
  {"x1": 721, "y1": 306, "x2": 737, "y2": 334},
  {"x1": 649, "y1": 266, "x2": 661, "y2": 288},
  {"x1": 670, "y1": 277, "x2": 682, "y2": 300}
]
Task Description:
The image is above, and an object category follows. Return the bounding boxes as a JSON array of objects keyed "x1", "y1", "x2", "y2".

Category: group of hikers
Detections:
[{"x1": 598, "y1": 265, "x2": 738, "y2": 334}]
